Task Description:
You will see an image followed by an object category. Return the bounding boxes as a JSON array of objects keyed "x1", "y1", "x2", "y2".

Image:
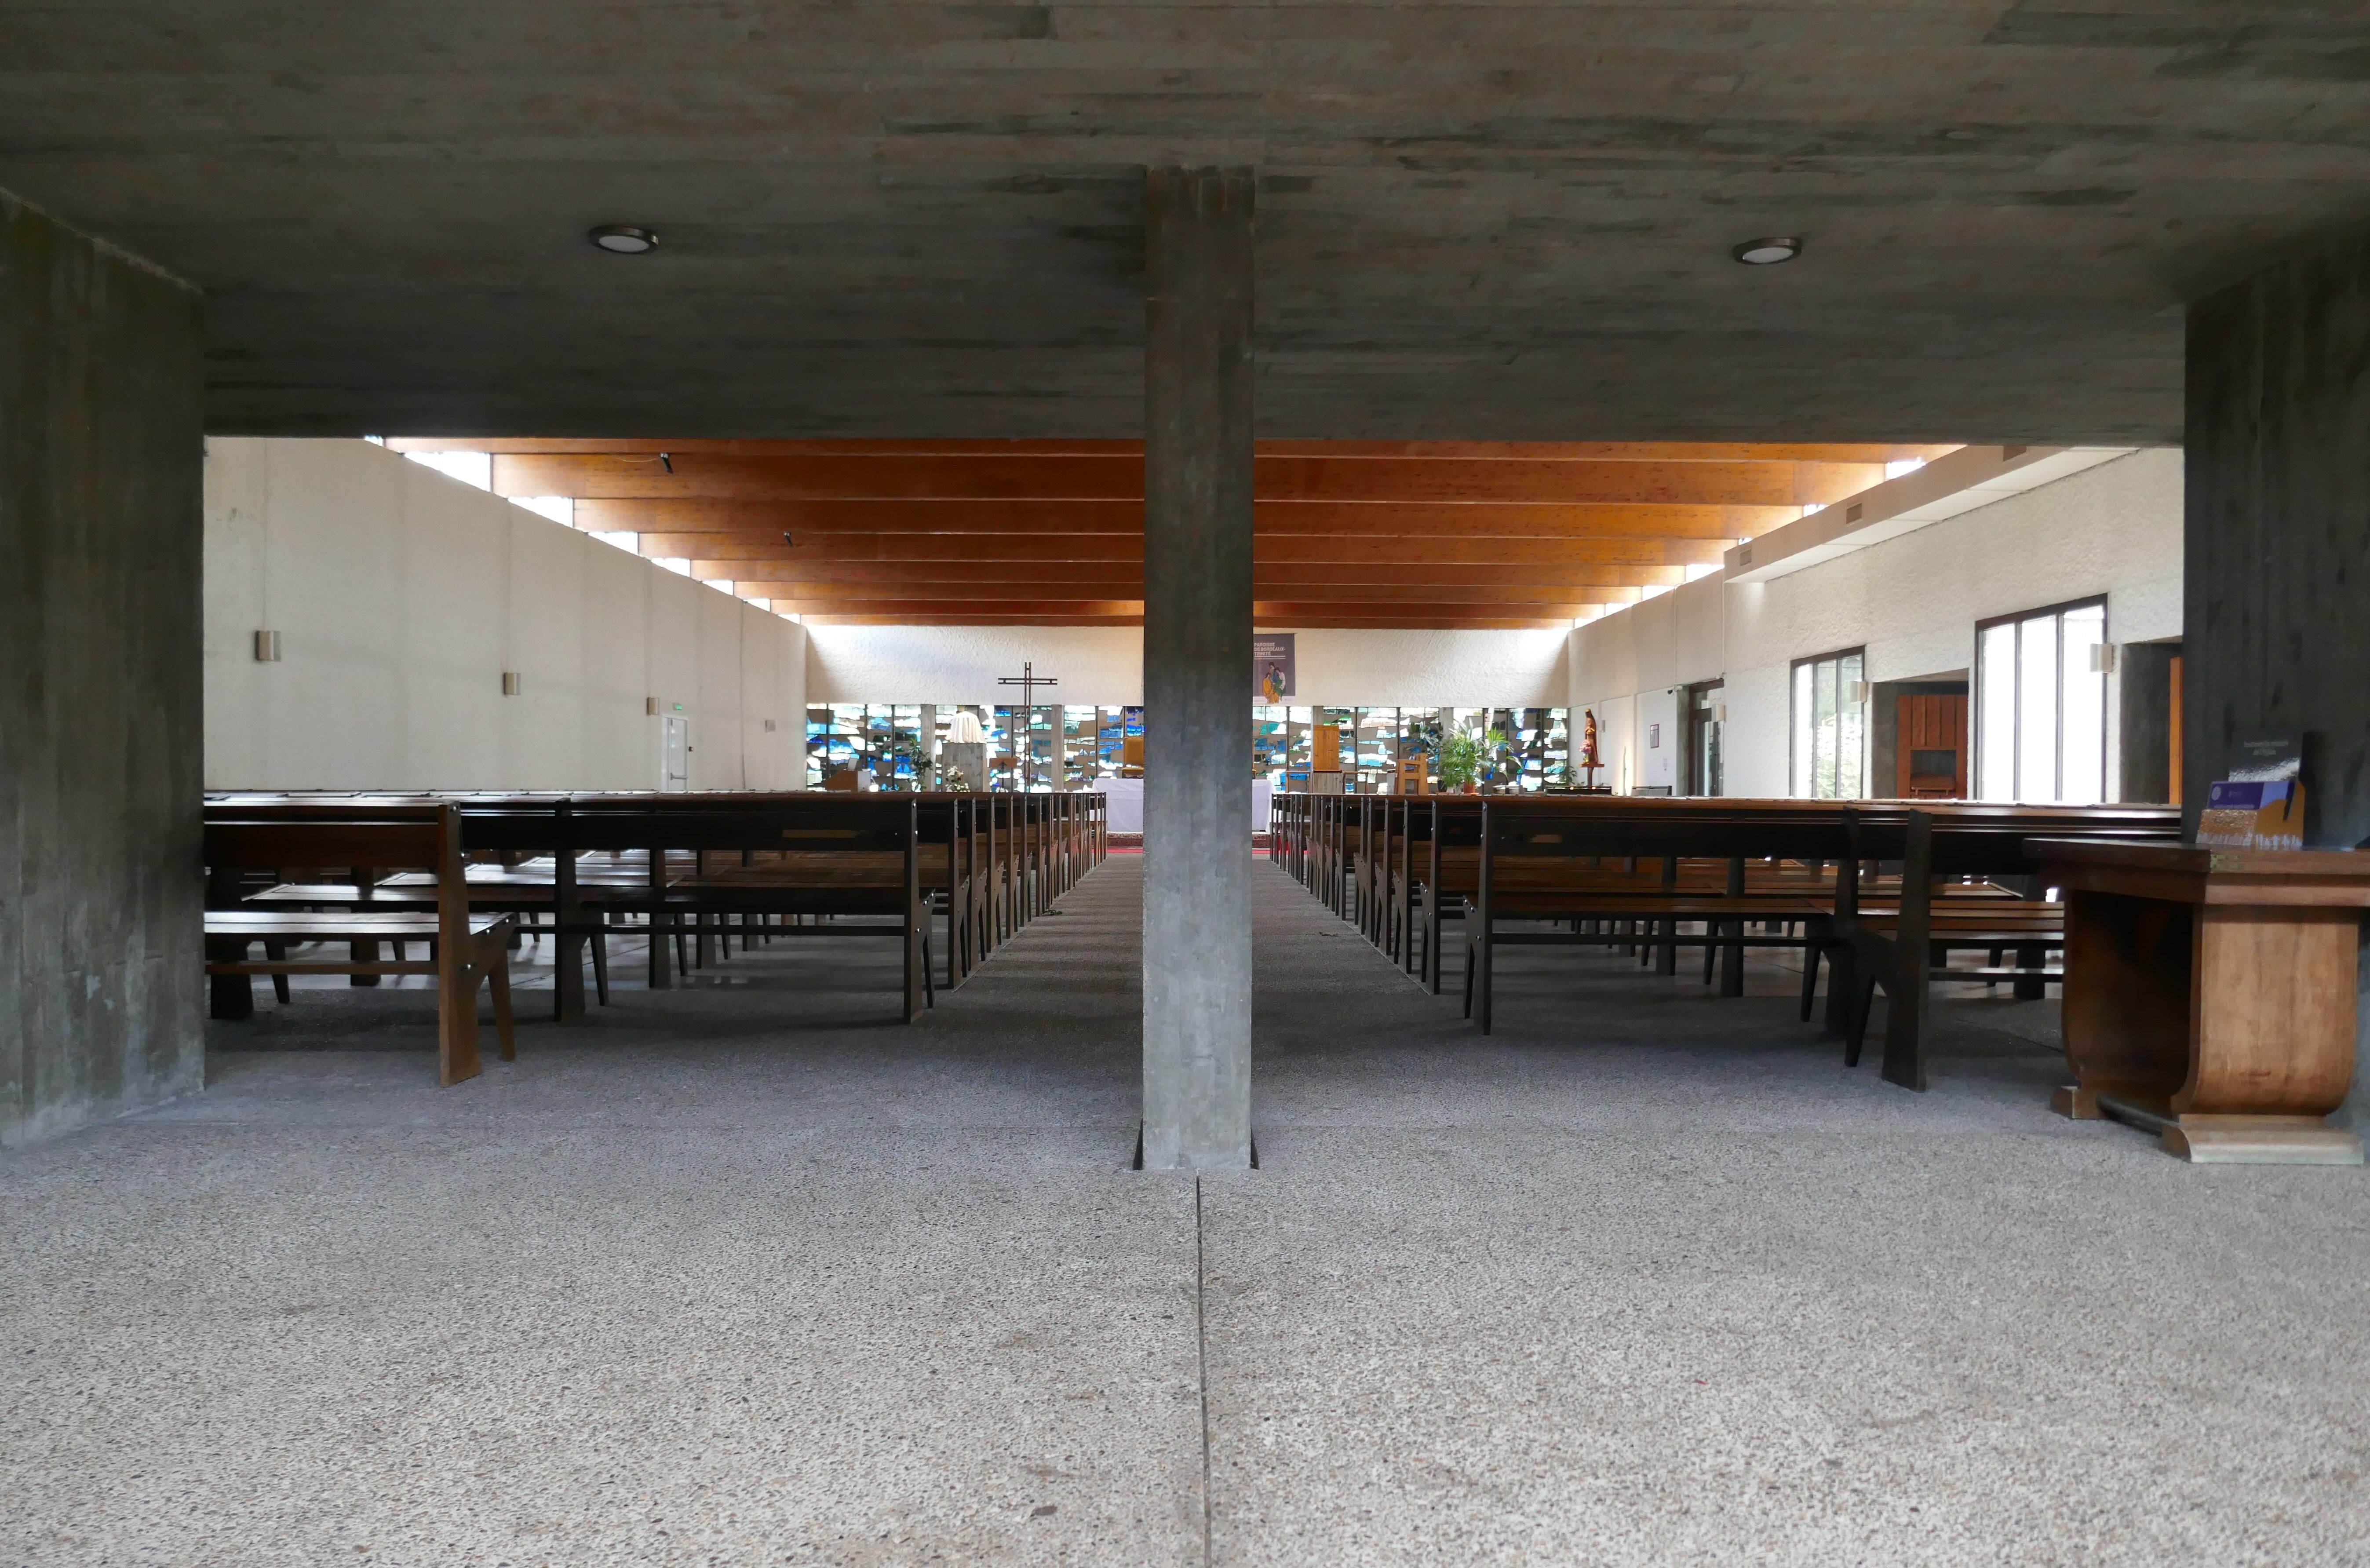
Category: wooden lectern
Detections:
[{"x1": 2029, "y1": 839, "x2": 2370, "y2": 1164}]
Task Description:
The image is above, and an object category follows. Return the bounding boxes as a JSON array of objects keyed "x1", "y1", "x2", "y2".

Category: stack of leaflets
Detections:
[{"x1": 2196, "y1": 731, "x2": 2304, "y2": 851}]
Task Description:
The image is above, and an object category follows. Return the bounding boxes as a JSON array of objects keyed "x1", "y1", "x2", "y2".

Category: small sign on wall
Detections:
[
  {"x1": 1648, "y1": 723, "x2": 1662, "y2": 748},
  {"x1": 1253, "y1": 634, "x2": 1296, "y2": 701}
]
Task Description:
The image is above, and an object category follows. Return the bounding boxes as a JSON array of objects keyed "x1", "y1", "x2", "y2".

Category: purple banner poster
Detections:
[{"x1": 1253, "y1": 633, "x2": 1296, "y2": 702}]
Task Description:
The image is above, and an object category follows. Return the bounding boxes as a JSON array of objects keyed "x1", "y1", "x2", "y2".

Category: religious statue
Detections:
[{"x1": 1580, "y1": 708, "x2": 1603, "y2": 790}]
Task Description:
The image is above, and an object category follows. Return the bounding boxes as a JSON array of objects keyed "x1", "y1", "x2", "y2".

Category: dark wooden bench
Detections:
[
  {"x1": 204, "y1": 801, "x2": 519, "y2": 1086},
  {"x1": 1275, "y1": 791, "x2": 2183, "y2": 1094},
  {"x1": 1462, "y1": 800, "x2": 1859, "y2": 1033},
  {"x1": 212, "y1": 788, "x2": 1108, "y2": 1026},
  {"x1": 1817, "y1": 802, "x2": 2180, "y2": 1089}
]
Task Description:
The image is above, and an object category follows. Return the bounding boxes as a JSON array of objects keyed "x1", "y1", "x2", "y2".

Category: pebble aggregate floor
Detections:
[{"x1": 6, "y1": 854, "x2": 2368, "y2": 1566}]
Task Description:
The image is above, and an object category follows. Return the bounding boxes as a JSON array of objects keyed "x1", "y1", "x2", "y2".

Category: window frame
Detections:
[
  {"x1": 1685, "y1": 679, "x2": 1725, "y2": 796},
  {"x1": 1788, "y1": 646, "x2": 1869, "y2": 800},
  {"x1": 1973, "y1": 595, "x2": 2109, "y2": 804}
]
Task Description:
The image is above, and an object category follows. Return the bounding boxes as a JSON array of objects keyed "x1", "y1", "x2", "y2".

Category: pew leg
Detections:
[
  {"x1": 1843, "y1": 964, "x2": 1879, "y2": 1068},
  {"x1": 696, "y1": 913, "x2": 714, "y2": 970},
  {"x1": 208, "y1": 939, "x2": 256, "y2": 1020},
  {"x1": 554, "y1": 920, "x2": 583, "y2": 1022},
  {"x1": 1799, "y1": 940, "x2": 1821, "y2": 1022},
  {"x1": 589, "y1": 915, "x2": 611, "y2": 1004},
  {"x1": 1476, "y1": 916, "x2": 1493, "y2": 1036},
  {"x1": 1703, "y1": 929, "x2": 1717, "y2": 985},
  {"x1": 1881, "y1": 954, "x2": 1934, "y2": 1092},
  {"x1": 489, "y1": 951, "x2": 518, "y2": 1062},
  {"x1": 350, "y1": 937, "x2": 382, "y2": 988},
  {"x1": 436, "y1": 962, "x2": 485, "y2": 1089},
  {"x1": 1462, "y1": 931, "x2": 1476, "y2": 1019},
  {"x1": 647, "y1": 912, "x2": 672, "y2": 991},
  {"x1": 1720, "y1": 919, "x2": 1745, "y2": 998},
  {"x1": 1427, "y1": 895, "x2": 1444, "y2": 996},
  {"x1": 1656, "y1": 918, "x2": 1678, "y2": 975},
  {"x1": 1822, "y1": 942, "x2": 1857, "y2": 1036},
  {"x1": 2014, "y1": 942, "x2": 2047, "y2": 1001},
  {"x1": 264, "y1": 942, "x2": 291, "y2": 1004}
]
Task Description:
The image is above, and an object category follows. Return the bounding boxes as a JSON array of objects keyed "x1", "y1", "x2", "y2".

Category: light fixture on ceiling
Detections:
[
  {"x1": 1731, "y1": 236, "x2": 1801, "y2": 266},
  {"x1": 588, "y1": 224, "x2": 658, "y2": 254}
]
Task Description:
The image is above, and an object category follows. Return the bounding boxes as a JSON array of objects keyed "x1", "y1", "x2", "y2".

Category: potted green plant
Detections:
[
  {"x1": 1481, "y1": 727, "x2": 1521, "y2": 791},
  {"x1": 1437, "y1": 731, "x2": 1484, "y2": 793}
]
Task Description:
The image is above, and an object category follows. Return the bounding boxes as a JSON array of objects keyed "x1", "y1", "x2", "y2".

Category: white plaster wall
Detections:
[
  {"x1": 807, "y1": 625, "x2": 1145, "y2": 706},
  {"x1": 806, "y1": 625, "x2": 1568, "y2": 707},
  {"x1": 1284, "y1": 629, "x2": 1569, "y2": 707},
  {"x1": 1569, "y1": 448, "x2": 2184, "y2": 799},
  {"x1": 204, "y1": 438, "x2": 806, "y2": 791}
]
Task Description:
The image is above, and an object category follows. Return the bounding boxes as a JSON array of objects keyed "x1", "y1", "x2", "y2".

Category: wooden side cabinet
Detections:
[{"x1": 2030, "y1": 839, "x2": 2368, "y2": 1163}]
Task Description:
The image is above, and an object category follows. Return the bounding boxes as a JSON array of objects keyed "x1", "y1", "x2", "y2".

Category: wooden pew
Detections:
[
  {"x1": 215, "y1": 787, "x2": 1103, "y2": 1026},
  {"x1": 1462, "y1": 799, "x2": 1857, "y2": 1034},
  {"x1": 545, "y1": 794, "x2": 933, "y2": 1021},
  {"x1": 203, "y1": 800, "x2": 519, "y2": 1085},
  {"x1": 1819, "y1": 801, "x2": 2180, "y2": 1090},
  {"x1": 1282, "y1": 791, "x2": 2180, "y2": 1093}
]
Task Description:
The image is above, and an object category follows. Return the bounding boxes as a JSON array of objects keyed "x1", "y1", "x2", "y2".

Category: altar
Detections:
[{"x1": 1087, "y1": 777, "x2": 1269, "y2": 842}]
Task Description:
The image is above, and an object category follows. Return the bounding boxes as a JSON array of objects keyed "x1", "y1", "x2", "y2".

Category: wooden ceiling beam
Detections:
[
  {"x1": 1255, "y1": 536, "x2": 1728, "y2": 567},
  {"x1": 715, "y1": 577, "x2": 1659, "y2": 605},
  {"x1": 640, "y1": 535, "x2": 1725, "y2": 566},
  {"x1": 790, "y1": 613, "x2": 1582, "y2": 630},
  {"x1": 497, "y1": 453, "x2": 1888, "y2": 507},
  {"x1": 705, "y1": 560, "x2": 1673, "y2": 588},
  {"x1": 397, "y1": 437, "x2": 1953, "y2": 465},
  {"x1": 1251, "y1": 600, "x2": 1597, "y2": 618},
  {"x1": 577, "y1": 498, "x2": 1788, "y2": 539},
  {"x1": 636, "y1": 533, "x2": 1721, "y2": 566},
  {"x1": 796, "y1": 614, "x2": 1149, "y2": 627},
  {"x1": 1251, "y1": 616, "x2": 1581, "y2": 630},
  {"x1": 768, "y1": 599, "x2": 1146, "y2": 618}
]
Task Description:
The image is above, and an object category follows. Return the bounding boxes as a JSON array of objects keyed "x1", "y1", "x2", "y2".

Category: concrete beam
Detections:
[
  {"x1": 0, "y1": 189, "x2": 205, "y2": 1147},
  {"x1": 1141, "y1": 167, "x2": 1254, "y2": 1172}
]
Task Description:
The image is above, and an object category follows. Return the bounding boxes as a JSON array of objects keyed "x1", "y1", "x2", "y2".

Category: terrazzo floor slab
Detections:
[
  {"x1": 3, "y1": 861, "x2": 1200, "y2": 1568},
  {"x1": 7, "y1": 852, "x2": 2367, "y2": 1566}
]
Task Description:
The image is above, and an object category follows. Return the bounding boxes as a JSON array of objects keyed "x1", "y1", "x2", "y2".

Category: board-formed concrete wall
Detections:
[
  {"x1": 204, "y1": 439, "x2": 806, "y2": 791},
  {"x1": 2186, "y1": 225, "x2": 2370, "y2": 849},
  {"x1": 2184, "y1": 223, "x2": 2370, "y2": 1131},
  {"x1": 1, "y1": 192, "x2": 205, "y2": 1147},
  {"x1": 806, "y1": 624, "x2": 1569, "y2": 709},
  {"x1": 1568, "y1": 448, "x2": 2184, "y2": 799}
]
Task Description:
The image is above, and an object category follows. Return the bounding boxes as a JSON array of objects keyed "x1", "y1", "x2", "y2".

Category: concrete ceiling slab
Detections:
[{"x1": 5, "y1": 3, "x2": 2368, "y2": 441}]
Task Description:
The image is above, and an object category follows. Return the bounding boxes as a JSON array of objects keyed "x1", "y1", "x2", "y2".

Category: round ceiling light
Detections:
[
  {"x1": 588, "y1": 224, "x2": 659, "y2": 255},
  {"x1": 1732, "y1": 236, "x2": 1802, "y2": 266}
]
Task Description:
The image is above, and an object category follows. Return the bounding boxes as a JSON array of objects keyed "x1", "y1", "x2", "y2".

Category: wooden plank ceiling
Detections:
[{"x1": 386, "y1": 439, "x2": 1954, "y2": 630}]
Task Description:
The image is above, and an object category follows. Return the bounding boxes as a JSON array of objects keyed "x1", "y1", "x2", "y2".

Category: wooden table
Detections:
[{"x1": 2029, "y1": 839, "x2": 2369, "y2": 1164}]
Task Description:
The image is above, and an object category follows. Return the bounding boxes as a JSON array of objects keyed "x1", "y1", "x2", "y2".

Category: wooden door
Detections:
[{"x1": 1895, "y1": 693, "x2": 1968, "y2": 798}]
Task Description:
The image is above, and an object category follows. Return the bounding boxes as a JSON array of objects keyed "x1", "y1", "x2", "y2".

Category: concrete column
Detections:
[
  {"x1": 1141, "y1": 166, "x2": 1254, "y2": 1171},
  {"x1": 2185, "y1": 219, "x2": 2370, "y2": 1125},
  {"x1": 1, "y1": 191, "x2": 206, "y2": 1147}
]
